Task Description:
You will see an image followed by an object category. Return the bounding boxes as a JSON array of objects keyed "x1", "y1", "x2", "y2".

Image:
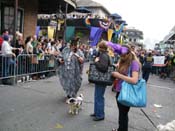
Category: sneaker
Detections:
[
  {"x1": 93, "y1": 117, "x2": 104, "y2": 121},
  {"x1": 90, "y1": 113, "x2": 96, "y2": 117}
]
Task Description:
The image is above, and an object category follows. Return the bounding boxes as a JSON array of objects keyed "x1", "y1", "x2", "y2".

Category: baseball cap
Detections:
[{"x1": 3, "y1": 35, "x2": 9, "y2": 41}]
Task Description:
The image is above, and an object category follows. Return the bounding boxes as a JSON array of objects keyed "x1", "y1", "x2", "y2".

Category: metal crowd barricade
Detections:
[
  {"x1": 16, "y1": 54, "x2": 59, "y2": 79},
  {"x1": 0, "y1": 54, "x2": 59, "y2": 85},
  {"x1": 0, "y1": 54, "x2": 16, "y2": 84}
]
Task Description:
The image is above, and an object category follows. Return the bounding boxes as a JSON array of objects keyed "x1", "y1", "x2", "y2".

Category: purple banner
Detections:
[
  {"x1": 35, "y1": 26, "x2": 40, "y2": 38},
  {"x1": 90, "y1": 27, "x2": 104, "y2": 46}
]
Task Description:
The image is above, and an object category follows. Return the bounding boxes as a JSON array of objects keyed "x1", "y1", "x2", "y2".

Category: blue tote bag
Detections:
[{"x1": 117, "y1": 67, "x2": 147, "y2": 107}]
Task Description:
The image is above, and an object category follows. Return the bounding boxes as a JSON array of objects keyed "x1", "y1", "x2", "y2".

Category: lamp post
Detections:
[
  {"x1": 55, "y1": 3, "x2": 68, "y2": 42},
  {"x1": 63, "y1": 3, "x2": 68, "y2": 43},
  {"x1": 55, "y1": 5, "x2": 63, "y2": 40}
]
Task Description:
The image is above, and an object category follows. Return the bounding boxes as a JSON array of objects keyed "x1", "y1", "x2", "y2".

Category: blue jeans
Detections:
[
  {"x1": 3, "y1": 57, "x2": 16, "y2": 77},
  {"x1": 94, "y1": 84, "x2": 106, "y2": 118}
]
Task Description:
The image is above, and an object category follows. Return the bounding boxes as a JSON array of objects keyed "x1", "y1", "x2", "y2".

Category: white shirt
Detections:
[
  {"x1": 89, "y1": 47, "x2": 93, "y2": 55},
  {"x1": 26, "y1": 41, "x2": 33, "y2": 54},
  {"x1": 49, "y1": 46, "x2": 57, "y2": 55},
  {"x1": 47, "y1": 42, "x2": 51, "y2": 49},
  {"x1": 1, "y1": 40, "x2": 13, "y2": 55}
]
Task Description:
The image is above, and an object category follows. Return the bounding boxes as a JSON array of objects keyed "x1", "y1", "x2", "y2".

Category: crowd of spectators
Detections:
[
  {"x1": 0, "y1": 30, "x2": 93, "y2": 83},
  {"x1": 1, "y1": 29, "x2": 175, "y2": 84},
  {"x1": 0, "y1": 30, "x2": 65, "y2": 83}
]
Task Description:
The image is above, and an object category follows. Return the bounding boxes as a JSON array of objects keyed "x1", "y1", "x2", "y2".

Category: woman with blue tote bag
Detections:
[{"x1": 110, "y1": 44, "x2": 142, "y2": 131}]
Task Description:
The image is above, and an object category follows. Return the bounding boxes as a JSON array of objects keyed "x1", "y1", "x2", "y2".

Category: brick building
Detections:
[{"x1": 0, "y1": 0, "x2": 76, "y2": 42}]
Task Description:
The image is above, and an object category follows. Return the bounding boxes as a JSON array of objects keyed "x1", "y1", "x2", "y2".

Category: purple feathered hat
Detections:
[{"x1": 106, "y1": 41, "x2": 129, "y2": 55}]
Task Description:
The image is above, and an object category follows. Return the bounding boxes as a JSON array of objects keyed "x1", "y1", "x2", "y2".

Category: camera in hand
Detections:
[
  {"x1": 58, "y1": 56, "x2": 64, "y2": 62},
  {"x1": 73, "y1": 47, "x2": 77, "y2": 53}
]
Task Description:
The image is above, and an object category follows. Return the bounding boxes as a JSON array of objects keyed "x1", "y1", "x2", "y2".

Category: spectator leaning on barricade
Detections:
[
  {"x1": 23, "y1": 36, "x2": 33, "y2": 75},
  {"x1": 0, "y1": 29, "x2": 9, "y2": 52},
  {"x1": 47, "y1": 41, "x2": 60, "y2": 70},
  {"x1": 14, "y1": 31, "x2": 24, "y2": 56},
  {"x1": 55, "y1": 39, "x2": 63, "y2": 52},
  {"x1": 47, "y1": 41, "x2": 60, "y2": 56},
  {"x1": 1, "y1": 35, "x2": 21, "y2": 78},
  {"x1": 46, "y1": 39, "x2": 52, "y2": 50},
  {"x1": 25, "y1": 36, "x2": 33, "y2": 54},
  {"x1": 32, "y1": 42, "x2": 45, "y2": 80},
  {"x1": 31, "y1": 35, "x2": 38, "y2": 48},
  {"x1": 41, "y1": 41, "x2": 49, "y2": 54},
  {"x1": 33, "y1": 42, "x2": 45, "y2": 59}
]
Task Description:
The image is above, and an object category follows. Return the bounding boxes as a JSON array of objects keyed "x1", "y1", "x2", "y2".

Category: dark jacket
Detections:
[
  {"x1": 143, "y1": 56, "x2": 153, "y2": 69},
  {"x1": 95, "y1": 51, "x2": 110, "y2": 73}
]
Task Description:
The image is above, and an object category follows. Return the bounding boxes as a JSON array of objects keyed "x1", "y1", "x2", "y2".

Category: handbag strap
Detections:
[
  {"x1": 127, "y1": 66, "x2": 131, "y2": 77},
  {"x1": 127, "y1": 63, "x2": 142, "y2": 80}
]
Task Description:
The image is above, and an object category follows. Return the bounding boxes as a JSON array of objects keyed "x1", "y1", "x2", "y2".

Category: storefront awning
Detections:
[
  {"x1": 38, "y1": 0, "x2": 76, "y2": 14},
  {"x1": 163, "y1": 31, "x2": 175, "y2": 43},
  {"x1": 64, "y1": 0, "x2": 76, "y2": 9}
]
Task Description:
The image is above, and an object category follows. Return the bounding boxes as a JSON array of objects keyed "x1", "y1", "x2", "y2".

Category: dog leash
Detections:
[{"x1": 140, "y1": 108, "x2": 158, "y2": 130}]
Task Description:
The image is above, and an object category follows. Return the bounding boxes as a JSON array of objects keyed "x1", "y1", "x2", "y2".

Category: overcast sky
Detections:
[{"x1": 92, "y1": 0, "x2": 175, "y2": 49}]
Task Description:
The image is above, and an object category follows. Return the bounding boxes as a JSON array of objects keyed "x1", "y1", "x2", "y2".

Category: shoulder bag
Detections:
[
  {"x1": 117, "y1": 67, "x2": 147, "y2": 107},
  {"x1": 88, "y1": 63, "x2": 115, "y2": 85}
]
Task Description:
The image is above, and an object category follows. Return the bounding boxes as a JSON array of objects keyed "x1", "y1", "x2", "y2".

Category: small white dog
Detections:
[
  {"x1": 66, "y1": 94, "x2": 84, "y2": 115},
  {"x1": 157, "y1": 120, "x2": 175, "y2": 131}
]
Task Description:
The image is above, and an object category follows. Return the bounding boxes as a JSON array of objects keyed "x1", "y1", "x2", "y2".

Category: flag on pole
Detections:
[
  {"x1": 48, "y1": 26, "x2": 54, "y2": 39},
  {"x1": 107, "y1": 29, "x2": 114, "y2": 41}
]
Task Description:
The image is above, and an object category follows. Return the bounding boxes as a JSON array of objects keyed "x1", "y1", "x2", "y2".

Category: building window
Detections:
[
  {"x1": 2, "y1": 6, "x2": 24, "y2": 34},
  {"x1": 17, "y1": 9, "x2": 23, "y2": 32},
  {"x1": 4, "y1": 7, "x2": 14, "y2": 33},
  {"x1": 0, "y1": 8, "x2": 1, "y2": 33}
]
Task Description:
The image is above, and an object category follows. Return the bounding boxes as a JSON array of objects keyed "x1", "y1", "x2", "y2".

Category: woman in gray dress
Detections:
[{"x1": 58, "y1": 39, "x2": 84, "y2": 99}]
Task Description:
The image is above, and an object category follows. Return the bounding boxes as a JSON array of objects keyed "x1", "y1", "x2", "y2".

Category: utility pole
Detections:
[{"x1": 14, "y1": 0, "x2": 18, "y2": 47}]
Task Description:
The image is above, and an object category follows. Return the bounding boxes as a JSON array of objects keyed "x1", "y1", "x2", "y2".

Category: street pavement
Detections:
[{"x1": 0, "y1": 62, "x2": 175, "y2": 131}]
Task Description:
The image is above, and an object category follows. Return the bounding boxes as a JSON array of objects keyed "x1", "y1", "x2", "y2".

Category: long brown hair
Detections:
[
  {"x1": 118, "y1": 44, "x2": 141, "y2": 74},
  {"x1": 98, "y1": 41, "x2": 108, "y2": 52}
]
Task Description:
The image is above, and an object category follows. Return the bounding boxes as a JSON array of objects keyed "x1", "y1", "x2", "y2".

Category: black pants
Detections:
[
  {"x1": 116, "y1": 93, "x2": 130, "y2": 131},
  {"x1": 142, "y1": 67, "x2": 152, "y2": 82}
]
